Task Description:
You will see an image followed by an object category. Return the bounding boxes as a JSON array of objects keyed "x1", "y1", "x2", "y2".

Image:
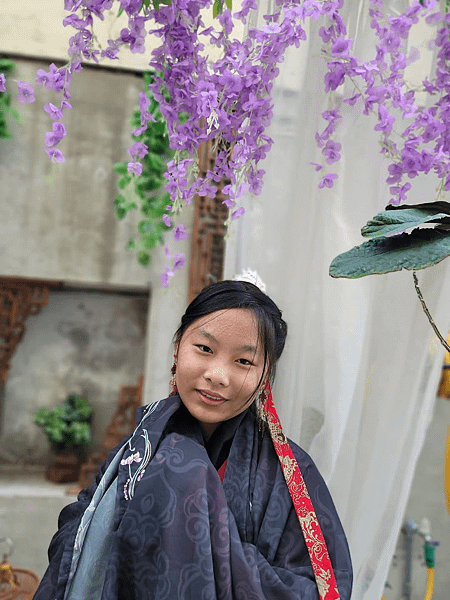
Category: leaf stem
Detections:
[{"x1": 413, "y1": 271, "x2": 450, "y2": 353}]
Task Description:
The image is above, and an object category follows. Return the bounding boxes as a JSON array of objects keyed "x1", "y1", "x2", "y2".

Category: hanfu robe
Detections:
[{"x1": 33, "y1": 395, "x2": 352, "y2": 600}]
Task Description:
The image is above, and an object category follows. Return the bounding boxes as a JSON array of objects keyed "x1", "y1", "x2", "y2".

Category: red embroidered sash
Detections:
[{"x1": 263, "y1": 385, "x2": 341, "y2": 600}]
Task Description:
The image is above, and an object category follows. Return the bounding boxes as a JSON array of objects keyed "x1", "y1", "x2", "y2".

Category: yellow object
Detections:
[
  {"x1": 446, "y1": 426, "x2": 450, "y2": 514},
  {"x1": 437, "y1": 333, "x2": 450, "y2": 397},
  {"x1": 424, "y1": 567, "x2": 434, "y2": 600}
]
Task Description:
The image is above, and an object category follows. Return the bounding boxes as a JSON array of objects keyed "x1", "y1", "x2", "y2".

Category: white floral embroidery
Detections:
[{"x1": 120, "y1": 452, "x2": 142, "y2": 466}]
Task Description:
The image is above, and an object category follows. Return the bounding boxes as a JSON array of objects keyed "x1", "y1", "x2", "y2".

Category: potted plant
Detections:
[{"x1": 33, "y1": 394, "x2": 92, "y2": 483}]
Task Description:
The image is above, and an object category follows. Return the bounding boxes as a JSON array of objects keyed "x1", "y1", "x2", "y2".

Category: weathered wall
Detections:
[{"x1": 0, "y1": 289, "x2": 148, "y2": 463}]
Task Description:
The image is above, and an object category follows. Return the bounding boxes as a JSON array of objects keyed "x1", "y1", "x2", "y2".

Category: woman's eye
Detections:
[
  {"x1": 196, "y1": 344, "x2": 212, "y2": 353},
  {"x1": 237, "y1": 358, "x2": 253, "y2": 366}
]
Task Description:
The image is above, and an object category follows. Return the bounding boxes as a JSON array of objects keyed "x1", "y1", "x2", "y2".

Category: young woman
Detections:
[{"x1": 33, "y1": 279, "x2": 353, "y2": 600}]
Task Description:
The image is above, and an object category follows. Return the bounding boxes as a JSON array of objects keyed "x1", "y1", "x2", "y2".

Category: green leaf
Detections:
[
  {"x1": 142, "y1": 232, "x2": 158, "y2": 249},
  {"x1": 330, "y1": 228, "x2": 450, "y2": 278},
  {"x1": 153, "y1": 120, "x2": 167, "y2": 135},
  {"x1": 114, "y1": 69, "x2": 174, "y2": 268},
  {"x1": 138, "y1": 251, "x2": 151, "y2": 266},
  {"x1": 225, "y1": 0, "x2": 232, "y2": 9},
  {"x1": 116, "y1": 207, "x2": 126, "y2": 219},
  {"x1": 7, "y1": 106, "x2": 21, "y2": 123},
  {"x1": 387, "y1": 200, "x2": 450, "y2": 213},
  {"x1": 0, "y1": 59, "x2": 15, "y2": 73},
  {"x1": 362, "y1": 202, "x2": 450, "y2": 238},
  {"x1": 138, "y1": 220, "x2": 152, "y2": 234},
  {"x1": 117, "y1": 175, "x2": 131, "y2": 190},
  {"x1": 145, "y1": 152, "x2": 166, "y2": 171},
  {"x1": 113, "y1": 162, "x2": 129, "y2": 175},
  {"x1": 213, "y1": 0, "x2": 223, "y2": 18}
]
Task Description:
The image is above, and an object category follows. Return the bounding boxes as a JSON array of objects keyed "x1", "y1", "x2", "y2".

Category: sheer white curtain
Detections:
[{"x1": 224, "y1": 2, "x2": 450, "y2": 598}]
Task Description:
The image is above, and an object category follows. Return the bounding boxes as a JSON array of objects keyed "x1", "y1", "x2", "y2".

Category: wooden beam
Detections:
[{"x1": 188, "y1": 140, "x2": 229, "y2": 304}]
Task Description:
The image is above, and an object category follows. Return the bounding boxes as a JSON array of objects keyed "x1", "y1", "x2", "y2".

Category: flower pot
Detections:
[{"x1": 46, "y1": 449, "x2": 81, "y2": 483}]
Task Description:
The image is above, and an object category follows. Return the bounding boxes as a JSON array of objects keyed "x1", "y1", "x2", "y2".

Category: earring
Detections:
[
  {"x1": 169, "y1": 357, "x2": 178, "y2": 396},
  {"x1": 256, "y1": 384, "x2": 268, "y2": 425}
]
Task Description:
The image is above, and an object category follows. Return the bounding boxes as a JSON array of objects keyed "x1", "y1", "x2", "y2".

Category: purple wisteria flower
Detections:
[
  {"x1": 36, "y1": 64, "x2": 68, "y2": 94},
  {"x1": 389, "y1": 182, "x2": 411, "y2": 204},
  {"x1": 331, "y1": 37, "x2": 353, "y2": 57},
  {"x1": 127, "y1": 141, "x2": 148, "y2": 159},
  {"x1": 232, "y1": 207, "x2": 245, "y2": 220},
  {"x1": 173, "y1": 224, "x2": 187, "y2": 242},
  {"x1": 160, "y1": 266, "x2": 174, "y2": 288},
  {"x1": 314, "y1": 0, "x2": 450, "y2": 207},
  {"x1": 45, "y1": 122, "x2": 67, "y2": 147},
  {"x1": 318, "y1": 173, "x2": 338, "y2": 188},
  {"x1": 387, "y1": 163, "x2": 403, "y2": 184},
  {"x1": 44, "y1": 148, "x2": 65, "y2": 163},
  {"x1": 0, "y1": 74, "x2": 6, "y2": 93},
  {"x1": 15, "y1": 80, "x2": 35, "y2": 103},
  {"x1": 44, "y1": 101, "x2": 72, "y2": 121},
  {"x1": 127, "y1": 162, "x2": 143, "y2": 176},
  {"x1": 173, "y1": 253, "x2": 186, "y2": 270},
  {"x1": 374, "y1": 105, "x2": 395, "y2": 134},
  {"x1": 323, "y1": 140, "x2": 342, "y2": 165}
]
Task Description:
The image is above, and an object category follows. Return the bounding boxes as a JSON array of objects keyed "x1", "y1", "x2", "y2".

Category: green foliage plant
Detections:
[
  {"x1": 33, "y1": 394, "x2": 93, "y2": 452},
  {"x1": 0, "y1": 58, "x2": 21, "y2": 139},
  {"x1": 330, "y1": 201, "x2": 450, "y2": 352},
  {"x1": 113, "y1": 71, "x2": 174, "y2": 267}
]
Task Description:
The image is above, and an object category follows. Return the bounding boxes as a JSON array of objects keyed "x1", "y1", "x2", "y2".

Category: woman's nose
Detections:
[{"x1": 204, "y1": 364, "x2": 229, "y2": 387}]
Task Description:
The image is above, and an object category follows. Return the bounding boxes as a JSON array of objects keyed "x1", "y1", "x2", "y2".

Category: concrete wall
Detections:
[
  {"x1": 0, "y1": 289, "x2": 148, "y2": 463},
  {"x1": 0, "y1": 58, "x2": 156, "y2": 287}
]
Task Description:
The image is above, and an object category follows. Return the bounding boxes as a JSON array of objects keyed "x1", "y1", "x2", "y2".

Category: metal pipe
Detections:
[{"x1": 402, "y1": 520, "x2": 416, "y2": 600}]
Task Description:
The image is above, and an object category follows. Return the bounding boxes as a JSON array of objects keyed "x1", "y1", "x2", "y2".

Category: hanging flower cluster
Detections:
[
  {"x1": 1, "y1": 0, "x2": 350, "y2": 286},
  {"x1": 2, "y1": 0, "x2": 450, "y2": 285},
  {"x1": 315, "y1": 0, "x2": 450, "y2": 205}
]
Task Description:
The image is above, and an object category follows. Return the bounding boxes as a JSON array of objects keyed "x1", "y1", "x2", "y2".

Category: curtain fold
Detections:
[{"x1": 224, "y1": 2, "x2": 450, "y2": 598}]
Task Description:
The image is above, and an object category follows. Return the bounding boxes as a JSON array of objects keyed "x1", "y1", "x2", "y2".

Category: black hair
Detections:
[{"x1": 174, "y1": 280, "x2": 287, "y2": 387}]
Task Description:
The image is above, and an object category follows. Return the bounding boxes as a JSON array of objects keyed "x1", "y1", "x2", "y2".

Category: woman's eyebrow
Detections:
[
  {"x1": 199, "y1": 329, "x2": 218, "y2": 344},
  {"x1": 236, "y1": 344, "x2": 259, "y2": 354},
  {"x1": 199, "y1": 329, "x2": 258, "y2": 355}
]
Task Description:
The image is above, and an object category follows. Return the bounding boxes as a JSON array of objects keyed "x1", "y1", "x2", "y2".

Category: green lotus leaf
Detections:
[
  {"x1": 362, "y1": 206, "x2": 450, "y2": 238},
  {"x1": 330, "y1": 228, "x2": 450, "y2": 278}
]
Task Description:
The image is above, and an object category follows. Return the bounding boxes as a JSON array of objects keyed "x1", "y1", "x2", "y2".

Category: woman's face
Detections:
[{"x1": 175, "y1": 308, "x2": 265, "y2": 436}]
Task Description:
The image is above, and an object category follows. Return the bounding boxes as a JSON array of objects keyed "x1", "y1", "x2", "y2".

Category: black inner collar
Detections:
[{"x1": 163, "y1": 402, "x2": 248, "y2": 470}]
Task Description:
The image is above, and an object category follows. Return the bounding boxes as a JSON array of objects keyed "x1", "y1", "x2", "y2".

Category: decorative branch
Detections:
[{"x1": 413, "y1": 271, "x2": 450, "y2": 353}]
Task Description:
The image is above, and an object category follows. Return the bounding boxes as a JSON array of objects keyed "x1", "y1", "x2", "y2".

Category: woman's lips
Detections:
[{"x1": 197, "y1": 390, "x2": 227, "y2": 404}]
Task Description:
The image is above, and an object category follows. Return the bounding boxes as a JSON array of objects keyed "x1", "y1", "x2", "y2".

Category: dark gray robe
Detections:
[{"x1": 33, "y1": 396, "x2": 352, "y2": 600}]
